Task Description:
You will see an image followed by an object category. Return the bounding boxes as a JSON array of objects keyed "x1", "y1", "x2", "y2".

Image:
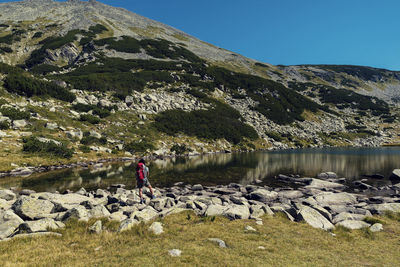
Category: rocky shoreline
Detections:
[{"x1": 1, "y1": 171, "x2": 400, "y2": 241}]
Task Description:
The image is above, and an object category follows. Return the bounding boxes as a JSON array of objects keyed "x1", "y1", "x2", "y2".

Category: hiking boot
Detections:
[
  {"x1": 140, "y1": 198, "x2": 145, "y2": 204},
  {"x1": 151, "y1": 195, "x2": 156, "y2": 199}
]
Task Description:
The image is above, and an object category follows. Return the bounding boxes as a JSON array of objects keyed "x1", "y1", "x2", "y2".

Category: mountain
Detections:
[{"x1": 0, "y1": 0, "x2": 398, "y2": 171}]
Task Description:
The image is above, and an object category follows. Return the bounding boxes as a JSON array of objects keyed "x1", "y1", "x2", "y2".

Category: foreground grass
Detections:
[{"x1": 0, "y1": 212, "x2": 400, "y2": 266}]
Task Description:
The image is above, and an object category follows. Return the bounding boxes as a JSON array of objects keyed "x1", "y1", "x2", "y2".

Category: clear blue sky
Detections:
[{"x1": 2, "y1": 0, "x2": 400, "y2": 70}]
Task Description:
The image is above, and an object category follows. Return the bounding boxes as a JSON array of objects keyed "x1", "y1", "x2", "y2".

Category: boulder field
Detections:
[{"x1": 0, "y1": 172, "x2": 399, "y2": 241}]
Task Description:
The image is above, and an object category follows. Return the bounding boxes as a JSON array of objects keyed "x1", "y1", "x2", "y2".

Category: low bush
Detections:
[
  {"x1": 265, "y1": 131, "x2": 283, "y2": 142},
  {"x1": 79, "y1": 114, "x2": 101, "y2": 124},
  {"x1": 32, "y1": 32, "x2": 43, "y2": 39},
  {"x1": 23, "y1": 137, "x2": 74, "y2": 159},
  {"x1": 125, "y1": 140, "x2": 155, "y2": 153},
  {"x1": 0, "y1": 121, "x2": 9, "y2": 130},
  {"x1": 4, "y1": 74, "x2": 75, "y2": 102},
  {"x1": 154, "y1": 99, "x2": 258, "y2": 144},
  {"x1": 79, "y1": 145, "x2": 91, "y2": 153},
  {"x1": 80, "y1": 136, "x2": 107, "y2": 145},
  {"x1": 94, "y1": 35, "x2": 141, "y2": 53},
  {"x1": 30, "y1": 64, "x2": 61, "y2": 75},
  {"x1": 0, "y1": 106, "x2": 30, "y2": 120},
  {"x1": 170, "y1": 144, "x2": 192, "y2": 155},
  {"x1": 72, "y1": 104, "x2": 111, "y2": 118}
]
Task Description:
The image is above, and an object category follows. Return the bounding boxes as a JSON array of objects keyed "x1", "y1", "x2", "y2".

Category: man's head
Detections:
[{"x1": 139, "y1": 158, "x2": 145, "y2": 164}]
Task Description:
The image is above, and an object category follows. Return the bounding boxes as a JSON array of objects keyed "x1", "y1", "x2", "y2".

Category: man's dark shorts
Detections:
[{"x1": 137, "y1": 178, "x2": 151, "y2": 188}]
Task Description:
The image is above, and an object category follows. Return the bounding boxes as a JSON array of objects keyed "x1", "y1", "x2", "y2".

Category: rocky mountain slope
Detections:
[{"x1": 0, "y1": 0, "x2": 399, "y2": 172}]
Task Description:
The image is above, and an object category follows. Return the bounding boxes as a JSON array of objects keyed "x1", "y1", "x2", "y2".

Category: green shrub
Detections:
[
  {"x1": 265, "y1": 131, "x2": 283, "y2": 142},
  {"x1": 30, "y1": 64, "x2": 61, "y2": 75},
  {"x1": 171, "y1": 144, "x2": 192, "y2": 155},
  {"x1": 4, "y1": 74, "x2": 75, "y2": 102},
  {"x1": 0, "y1": 121, "x2": 10, "y2": 130},
  {"x1": 79, "y1": 114, "x2": 101, "y2": 124},
  {"x1": 79, "y1": 145, "x2": 91, "y2": 153},
  {"x1": 94, "y1": 35, "x2": 141, "y2": 53},
  {"x1": 72, "y1": 104, "x2": 111, "y2": 118},
  {"x1": 154, "y1": 99, "x2": 258, "y2": 144},
  {"x1": 0, "y1": 106, "x2": 30, "y2": 120},
  {"x1": 125, "y1": 140, "x2": 155, "y2": 153},
  {"x1": 23, "y1": 137, "x2": 74, "y2": 159},
  {"x1": 32, "y1": 32, "x2": 43, "y2": 39},
  {"x1": 0, "y1": 62, "x2": 23, "y2": 74},
  {"x1": 80, "y1": 136, "x2": 107, "y2": 145}
]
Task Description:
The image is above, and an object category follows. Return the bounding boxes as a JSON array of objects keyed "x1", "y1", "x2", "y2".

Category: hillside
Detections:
[{"x1": 0, "y1": 0, "x2": 399, "y2": 172}]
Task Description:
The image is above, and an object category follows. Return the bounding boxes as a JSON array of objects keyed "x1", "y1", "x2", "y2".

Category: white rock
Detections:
[{"x1": 148, "y1": 222, "x2": 163, "y2": 235}]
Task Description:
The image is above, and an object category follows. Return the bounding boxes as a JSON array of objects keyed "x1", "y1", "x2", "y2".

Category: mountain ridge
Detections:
[{"x1": 0, "y1": 0, "x2": 398, "y2": 172}]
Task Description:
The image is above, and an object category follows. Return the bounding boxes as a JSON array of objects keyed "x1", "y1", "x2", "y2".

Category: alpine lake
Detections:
[{"x1": 1, "y1": 146, "x2": 400, "y2": 193}]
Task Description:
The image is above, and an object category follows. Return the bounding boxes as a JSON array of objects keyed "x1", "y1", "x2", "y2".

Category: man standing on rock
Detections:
[{"x1": 136, "y1": 159, "x2": 155, "y2": 204}]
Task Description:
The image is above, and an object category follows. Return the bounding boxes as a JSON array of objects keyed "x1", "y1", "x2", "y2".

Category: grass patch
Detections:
[{"x1": 0, "y1": 212, "x2": 400, "y2": 266}]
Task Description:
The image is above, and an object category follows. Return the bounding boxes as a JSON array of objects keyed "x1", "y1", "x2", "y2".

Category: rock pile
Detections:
[{"x1": 0, "y1": 172, "x2": 399, "y2": 241}]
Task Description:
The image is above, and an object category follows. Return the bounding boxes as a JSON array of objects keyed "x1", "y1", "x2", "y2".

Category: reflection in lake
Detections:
[{"x1": 1, "y1": 147, "x2": 400, "y2": 192}]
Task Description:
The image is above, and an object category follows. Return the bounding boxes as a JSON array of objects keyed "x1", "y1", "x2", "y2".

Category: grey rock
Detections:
[
  {"x1": 208, "y1": 238, "x2": 227, "y2": 248},
  {"x1": 0, "y1": 210, "x2": 24, "y2": 240},
  {"x1": 148, "y1": 222, "x2": 163, "y2": 235},
  {"x1": 332, "y1": 212, "x2": 366, "y2": 224},
  {"x1": 368, "y1": 203, "x2": 400, "y2": 214},
  {"x1": 168, "y1": 249, "x2": 182, "y2": 257},
  {"x1": 295, "y1": 203, "x2": 334, "y2": 231},
  {"x1": 89, "y1": 220, "x2": 102, "y2": 234},
  {"x1": 204, "y1": 204, "x2": 226, "y2": 217},
  {"x1": 18, "y1": 218, "x2": 59, "y2": 233},
  {"x1": 45, "y1": 122, "x2": 58, "y2": 130},
  {"x1": 118, "y1": 218, "x2": 139, "y2": 232},
  {"x1": 336, "y1": 220, "x2": 370, "y2": 230},
  {"x1": 12, "y1": 197, "x2": 55, "y2": 220},
  {"x1": 12, "y1": 120, "x2": 27, "y2": 129},
  {"x1": 250, "y1": 205, "x2": 265, "y2": 218},
  {"x1": 62, "y1": 206, "x2": 89, "y2": 222},
  {"x1": 306, "y1": 179, "x2": 346, "y2": 189},
  {"x1": 317, "y1": 172, "x2": 337, "y2": 179},
  {"x1": 87, "y1": 205, "x2": 111, "y2": 218},
  {"x1": 245, "y1": 225, "x2": 257, "y2": 232},
  {"x1": 315, "y1": 192, "x2": 357, "y2": 206},
  {"x1": 248, "y1": 189, "x2": 278, "y2": 203},
  {"x1": 132, "y1": 207, "x2": 158, "y2": 222},
  {"x1": 278, "y1": 190, "x2": 303, "y2": 200},
  {"x1": 369, "y1": 223, "x2": 383, "y2": 232},
  {"x1": 223, "y1": 204, "x2": 250, "y2": 220},
  {"x1": 0, "y1": 189, "x2": 16, "y2": 201},
  {"x1": 191, "y1": 184, "x2": 203, "y2": 191}
]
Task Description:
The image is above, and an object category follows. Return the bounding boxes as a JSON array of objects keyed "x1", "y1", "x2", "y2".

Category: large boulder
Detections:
[
  {"x1": 118, "y1": 218, "x2": 139, "y2": 232},
  {"x1": 336, "y1": 220, "x2": 370, "y2": 230},
  {"x1": 204, "y1": 204, "x2": 227, "y2": 217},
  {"x1": 368, "y1": 203, "x2": 400, "y2": 215},
  {"x1": 305, "y1": 179, "x2": 346, "y2": 189},
  {"x1": 295, "y1": 203, "x2": 334, "y2": 231},
  {"x1": 223, "y1": 204, "x2": 250, "y2": 220},
  {"x1": 314, "y1": 192, "x2": 357, "y2": 206},
  {"x1": 332, "y1": 212, "x2": 366, "y2": 224},
  {"x1": 87, "y1": 205, "x2": 111, "y2": 218},
  {"x1": 0, "y1": 210, "x2": 24, "y2": 240},
  {"x1": 248, "y1": 189, "x2": 278, "y2": 203},
  {"x1": 131, "y1": 207, "x2": 158, "y2": 222},
  {"x1": 18, "y1": 218, "x2": 60, "y2": 233},
  {"x1": 35, "y1": 192, "x2": 99, "y2": 211},
  {"x1": 62, "y1": 206, "x2": 89, "y2": 222},
  {"x1": 12, "y1": 197, "x2": 55, "y2": 220}
]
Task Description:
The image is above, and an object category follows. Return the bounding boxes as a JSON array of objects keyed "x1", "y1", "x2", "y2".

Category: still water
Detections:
[{"x1": 1, "y1": 147, "x2": 400, "y2": 192}]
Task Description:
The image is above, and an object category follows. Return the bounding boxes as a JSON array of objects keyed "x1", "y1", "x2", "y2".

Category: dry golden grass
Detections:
[{"x1": 0, "y1": 212, "x2": 399, "y2": 266}]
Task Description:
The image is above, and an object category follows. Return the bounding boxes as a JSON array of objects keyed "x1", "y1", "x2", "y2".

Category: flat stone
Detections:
[
  {"x1": 18, "y1": 218, "x2": 59, "y2": 233},
  {"x1": 204, "y1": 204, "x2": 226, "y2": 217},
  {"x1": 390, "y1": 169, "x2": 400, "y2": 180},
  {"x1": 336, "y1": 220, "x2": 370, "y2": 230},
  {"x1": 368, "y1": 203, "x2": 400, "y2": 215},
  {"x1": 87, "y1": 205, "x2": 111, "y2": 218},
  {"x1": 315, "y1": 192, "x2": 357, "y2": 206},
  {"x1": 306, "y1": 179, "x2": 346, "y2": 189},
  {"x1": 245, "y1": 225, "x2": 257, "y2": 232},
  {"x1": 332, "y1": 212, "x2": 366, "y2": 224},
  {"x1": 132, "y1": 207, "x2": 158, "y2": 222},
  {"x1": 62, "y1": 206, "x2": 89, "y2": 222}
]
